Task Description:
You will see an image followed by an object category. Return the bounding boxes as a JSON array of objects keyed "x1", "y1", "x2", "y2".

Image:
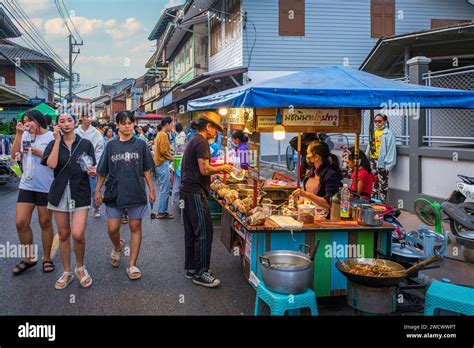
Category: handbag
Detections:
[{"x1": 103, "y1": 175, "x2": 117, "y2": 204}]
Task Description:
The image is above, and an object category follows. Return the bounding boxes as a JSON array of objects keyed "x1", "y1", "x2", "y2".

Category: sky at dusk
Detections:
[{"x1": 12, "y1": 0, "x2": 184, "y2": 98}]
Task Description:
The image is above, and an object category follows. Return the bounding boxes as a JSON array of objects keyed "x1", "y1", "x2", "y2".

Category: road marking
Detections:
[{"x1": 51, "y1": 234, "x2": 59, "y2": 258}]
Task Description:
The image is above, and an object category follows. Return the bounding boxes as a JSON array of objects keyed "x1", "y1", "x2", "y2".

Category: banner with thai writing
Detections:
[{"x1": 282, "y1": 109, "x2": 339, "y2": 127}]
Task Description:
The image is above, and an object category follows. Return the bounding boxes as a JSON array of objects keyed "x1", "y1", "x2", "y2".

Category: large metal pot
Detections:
[
  {"x1": 357, "y1": 205, "x2": 383, "y2": 226},
  {"x1": 259, "y1": 241, "x2": 319, "y2": 294}
]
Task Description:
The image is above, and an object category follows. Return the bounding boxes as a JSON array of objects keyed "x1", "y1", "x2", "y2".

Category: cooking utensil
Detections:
[
  {"x1": 391, "y1": 242, "x2": 425, "y2": 263},
  {"x1": 259, "y1": 240, "x2": 320, "y2": 294},
  {"x1": 336, "y1": 255, "x2": 440, "y2": 288},
  {"x1": 357, "y1": 205, "x2": 384, "y2": 226}
]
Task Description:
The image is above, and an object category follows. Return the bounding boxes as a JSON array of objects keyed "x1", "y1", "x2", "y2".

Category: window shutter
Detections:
[
  {"x1": 383, "y1": 0, "x2": 395, "y2": 36},
  {"x1": 279, "y1": 0, "x2": 305, "y2": 36},
  {"x1": 371, "y1": 0, "x2": 383, "y2": 38},
  {"x1": 0, "y1": 65, "x2": 16, "y2": 86}
]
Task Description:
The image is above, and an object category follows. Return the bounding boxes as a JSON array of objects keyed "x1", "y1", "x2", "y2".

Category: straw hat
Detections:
[{"x1": 198, "y1": 111, "x2": 224, "y2": 132}]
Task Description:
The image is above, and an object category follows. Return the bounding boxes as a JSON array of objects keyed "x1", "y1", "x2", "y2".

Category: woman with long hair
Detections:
[
  {"x1": 42, "y1": 113, "x2": 97, "y2": 289},
  {"x1": 11, "y1": 110, "x2": 55, "y2": 275},
  {"x1": 292, "y1": 141, "x2": 342, "y2": 211},
  {"x1": 366, "y1": 113, "x2": 397, "y2": 203},
  {"x1": 345, "y1": 147, "x2": 376, "y2": 202}
]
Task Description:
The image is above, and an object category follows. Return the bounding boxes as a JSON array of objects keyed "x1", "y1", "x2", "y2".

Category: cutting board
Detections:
[{"x1": 269, "y1": 216, "x2": 303, "y2": 229}]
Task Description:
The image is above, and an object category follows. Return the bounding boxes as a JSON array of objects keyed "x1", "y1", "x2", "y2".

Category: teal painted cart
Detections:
[{"x1": 218, "y1": 204, "x2": 393, "y2": 297}]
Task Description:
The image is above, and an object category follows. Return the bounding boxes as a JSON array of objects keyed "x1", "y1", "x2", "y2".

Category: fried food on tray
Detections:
[
  {"x1": 343, "y1": 262, "x2": 401, "y2": 278},
  {"x1": 224, "y1": 189, "x2": 239, "y2": 205}
]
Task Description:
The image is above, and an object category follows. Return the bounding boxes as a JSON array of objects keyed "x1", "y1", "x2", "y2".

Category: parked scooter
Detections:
[{"x1": 441, "y1": 175, "x2": 474, "y2": 235}]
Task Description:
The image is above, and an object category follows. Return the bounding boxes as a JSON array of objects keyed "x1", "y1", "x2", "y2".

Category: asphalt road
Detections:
[{"x1": 0, "y1": 181, "x2": 256, "y2": 315}]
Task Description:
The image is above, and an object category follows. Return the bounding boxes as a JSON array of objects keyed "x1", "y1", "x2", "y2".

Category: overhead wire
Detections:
[
  {"x1": 60, "y1": 0, "x2": 83, "y2": 42},
  {"x1": 10, "y1": 0, "x2": 68, "y2": 70}
]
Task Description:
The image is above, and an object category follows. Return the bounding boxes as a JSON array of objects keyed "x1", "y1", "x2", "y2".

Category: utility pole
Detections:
[{"x1": 67, "y1": 34, "x2": 83, "y2": 104}]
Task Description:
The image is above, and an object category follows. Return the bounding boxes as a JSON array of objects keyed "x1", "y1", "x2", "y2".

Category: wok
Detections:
[{"x1": 336, "y1": 254, "x2": 440, "y2": 288}]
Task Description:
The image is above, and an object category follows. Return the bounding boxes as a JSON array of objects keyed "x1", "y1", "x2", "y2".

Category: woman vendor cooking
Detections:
[
  {"x1": 292, "y1": 141, "x2": 342, "y2": 212},
  {"x1": 345, "y1": 146, "x2": 376, "y2": 202}
]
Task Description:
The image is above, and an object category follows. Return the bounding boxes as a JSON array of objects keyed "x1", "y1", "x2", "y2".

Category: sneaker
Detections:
[
  {"x1": 192, "y1": 272, "x2": 221, "y2": 288},
  {"x1": 94, "y1": 208, "x2": 101, "y2": 218},
  {"x1": 185, "y1": 270, "x2": 196, "y2": 279}
]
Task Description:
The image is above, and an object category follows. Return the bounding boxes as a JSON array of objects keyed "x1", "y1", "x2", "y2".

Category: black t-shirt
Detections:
[
  {"x1": 180, "y1": 133, "x2": 211, "y2": 196},
  {"x1": 41, "y1": 135, "x2": 96, "y2": 208},
  {"x1": 97, "y1": 137, "x2": 154, "y2": 209}
]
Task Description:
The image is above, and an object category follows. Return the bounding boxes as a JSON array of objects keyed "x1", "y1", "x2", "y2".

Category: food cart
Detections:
[{"x1": 187, "y1": 66, "x2": 474, "y2": 299}]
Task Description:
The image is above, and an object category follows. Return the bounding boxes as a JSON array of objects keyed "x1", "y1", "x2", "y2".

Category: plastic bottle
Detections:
[{"x1": 340, "y1": 184, "x2": 350, "y2": 220}]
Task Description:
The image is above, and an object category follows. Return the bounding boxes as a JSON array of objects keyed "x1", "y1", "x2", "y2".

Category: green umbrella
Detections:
[{"x1": 17, "y1": 103, "x2": 58, "y2": 121}]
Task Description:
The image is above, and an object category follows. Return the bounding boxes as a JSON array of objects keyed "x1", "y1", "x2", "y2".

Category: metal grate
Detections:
[
  {"x1": 360, "y1": 109, "x2": 409, "y2": 146},
  {"x1": 423, "y1": 67, "x2": 474, "y2": 147}
]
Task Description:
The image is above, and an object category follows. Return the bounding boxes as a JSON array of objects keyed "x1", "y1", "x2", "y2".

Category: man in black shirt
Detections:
[{"x1": 180, "y1": 112, "x2": 232, "y2": 288}]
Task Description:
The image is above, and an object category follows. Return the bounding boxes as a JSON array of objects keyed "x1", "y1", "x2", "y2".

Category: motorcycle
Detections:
[{"x1": 441, "y1": 175, "x2": 474, "y2": 235}]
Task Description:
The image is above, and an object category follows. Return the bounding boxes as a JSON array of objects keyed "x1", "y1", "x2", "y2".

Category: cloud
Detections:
[
  {"x1": 18, "y1": 0, "x2": 53, "y2": 14},
  {"x1": 165, "y1": 0, "x2": 184, "y2": 7},
  {"x1": 44, "y1": 16, "x2": 145, "y2": 40},
  {"x1": 76, "y1": 55, "x2": 124, "y2": 65},
  {"x1": 130, "y1": 42, "x2": 155, "y2": 54}
]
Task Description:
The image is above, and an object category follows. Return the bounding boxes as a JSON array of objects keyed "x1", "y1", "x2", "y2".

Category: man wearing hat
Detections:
[{"x1": 180, "y1": 112, "x2": 232, "y2": 288}]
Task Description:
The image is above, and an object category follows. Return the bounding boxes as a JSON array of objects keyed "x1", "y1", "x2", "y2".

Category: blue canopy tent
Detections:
[
  {"x1": 187, "y1": 66, "x2": 474, "y2": 187},
  {"x1": 187, "y1": 66, "x2": 474, "y2": 110}
]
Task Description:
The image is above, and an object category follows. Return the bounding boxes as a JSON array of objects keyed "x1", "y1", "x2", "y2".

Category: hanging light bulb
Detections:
[
  {"x1": 273, "y1": 125, "x2": 286, "y2": 140},
  {"x1": 273, "y1": 107, "x2": 286, "y2": 140},
  {"x1": 217, "y1": 107, "x2": 228, "y2": 116}
]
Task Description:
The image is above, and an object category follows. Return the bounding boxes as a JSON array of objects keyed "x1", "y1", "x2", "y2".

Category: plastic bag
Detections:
[{"x1": 77, "y1": 152, "x2": 94, "y2": 172}]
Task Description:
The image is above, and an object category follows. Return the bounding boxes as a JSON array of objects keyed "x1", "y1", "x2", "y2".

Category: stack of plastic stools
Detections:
[
  {"x1": 424, "y1": 281, "x2": 474, "y2": 316},
  {"x1": 254, "y1": 282, "x2": 318, "y2": 316}
]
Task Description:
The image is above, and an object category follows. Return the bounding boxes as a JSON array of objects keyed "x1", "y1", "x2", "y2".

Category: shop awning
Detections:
[
  {"x1": 17, "y1": 102, "x2": 58, "y2": 120},
  {"x1": 0, "y1": 84, "x2": 28, "y2": 104},
  {"x1": 187, "y1": 66, "x2": 474, "y2": 111}
]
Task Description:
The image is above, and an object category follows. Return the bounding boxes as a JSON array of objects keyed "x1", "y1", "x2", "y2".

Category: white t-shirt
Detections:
[{"x1": 19, "y1": 131, "x2": 55, "y2": 193}]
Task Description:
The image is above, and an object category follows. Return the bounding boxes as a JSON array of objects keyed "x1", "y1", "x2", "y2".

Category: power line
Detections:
[
  {"x1": 54, "y1": 0, "x2": 77, "y2": 42},
  {"x1": 60, "y1": 0, "x2": 83, "y2": 43},
  {"x1": 10, "y1": 0, "x2": 68, "y2": 70},
  {"x1": 2, "y1": 1, "x2": 68, "y2": 72}
]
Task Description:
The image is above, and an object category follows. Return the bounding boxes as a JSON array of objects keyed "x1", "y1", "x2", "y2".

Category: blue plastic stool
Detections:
[
  {"x1": 424, "y1": 281, "x2": 474, "y2": 316},
  {"x1": 254, "y1": 282, "x2": 318, "y2": 316}
]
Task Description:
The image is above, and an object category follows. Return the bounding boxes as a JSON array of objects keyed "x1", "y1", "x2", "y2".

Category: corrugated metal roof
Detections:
[
  {"x1": 0, "y1": 8, "x2": 21, "y2": 38},
  {"x1": 148, "y1": 5, "x2": 182, "y2": 41},
  {"x1": 0, "y1": 39, "x2": 68, "y2": 76}
]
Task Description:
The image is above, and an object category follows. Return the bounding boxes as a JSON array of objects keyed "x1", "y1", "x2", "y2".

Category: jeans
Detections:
[
  {"x1": 89, "y1": 176, "x2": 98, "y2": 209},
  {"x1": 156, "y1": 161, "x2": 170, "y2": 213}
]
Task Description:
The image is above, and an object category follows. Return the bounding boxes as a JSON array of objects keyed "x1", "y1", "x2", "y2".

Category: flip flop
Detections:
[
  {"x1": 12, "y1": 260, "x2": 37, "y2": 276},
  {"x1": 42, "y1": 260, "x2": 55, "y2": 273},
  {"x1": 158, "y1": 212, "x2": 174, "y2": 219},
  {"x1": 126, "y1": 266, "x2": 142, "y2": 280}
]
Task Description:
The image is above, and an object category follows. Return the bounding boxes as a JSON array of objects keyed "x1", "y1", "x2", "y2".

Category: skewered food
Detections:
[{"x1": 211, "y1": 179, "x2": 225, "y2": 192}]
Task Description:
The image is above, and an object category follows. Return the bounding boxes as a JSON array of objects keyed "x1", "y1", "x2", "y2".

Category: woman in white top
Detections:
[{"x1": 10, "y1": 110, "x2": 55, "y2": 275}]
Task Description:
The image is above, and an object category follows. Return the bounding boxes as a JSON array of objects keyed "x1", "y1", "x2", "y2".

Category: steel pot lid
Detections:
[
  {"x1": 391, "y1": 243, "x2": 425, "y2": 259},
  {"x1": 418, "y1": 229, "x2": 445, "y2": 242},
  {"x1": 458, "y1": 231, "x2": 474, "y2": 240}
]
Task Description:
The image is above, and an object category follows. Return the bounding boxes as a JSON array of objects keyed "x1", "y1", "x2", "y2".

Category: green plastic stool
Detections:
[
  {"x1": 254, "y1": 282, "x2": 318, "y2": 316},
  {"x1": 424, "y1": 281, "x2": 474, "y2": 316}
]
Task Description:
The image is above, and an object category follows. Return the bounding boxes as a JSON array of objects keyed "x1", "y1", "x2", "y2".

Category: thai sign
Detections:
[
  {"x1": 282, "y1": 109, "x2": 339, "y2": 127},
  {"x1": 257, "y1": 115, "x2": 277, "y2": 128},
  {"x1": 227, "y1": 108, "x2": 253, "y2": 125}
]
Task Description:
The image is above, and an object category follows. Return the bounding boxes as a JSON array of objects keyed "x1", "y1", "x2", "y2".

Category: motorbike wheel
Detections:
[{"x1": 450, "y1": 219, "x2": 472, "y2": 235}]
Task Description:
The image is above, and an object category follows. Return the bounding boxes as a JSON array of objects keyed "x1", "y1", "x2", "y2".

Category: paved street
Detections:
[{"x1": 0, "y1": 181, "x2": 256, "y2": 316}]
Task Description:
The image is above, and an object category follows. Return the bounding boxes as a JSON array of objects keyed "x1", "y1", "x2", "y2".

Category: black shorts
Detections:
[{"x1": 17, "y1": 189, "x2": 49, "y2": 206}]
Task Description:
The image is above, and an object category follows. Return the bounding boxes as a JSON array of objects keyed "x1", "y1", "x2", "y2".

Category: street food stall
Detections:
[{"x1": 187, "y1": 66, "x2": 474, "y2": 306}]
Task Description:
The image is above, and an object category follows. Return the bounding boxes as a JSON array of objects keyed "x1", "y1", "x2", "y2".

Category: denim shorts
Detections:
[{"x1": 105, "y1": 205, "x2": 148, "y2": 220}]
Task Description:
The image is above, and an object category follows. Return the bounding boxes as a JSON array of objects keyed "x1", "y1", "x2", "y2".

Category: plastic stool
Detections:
[
  {"x1": 254, "y1": 282, "x2": 318, "y2": 316},
  {"x1": 424, "y1": 281, "x2": 474, "y2": 316}
]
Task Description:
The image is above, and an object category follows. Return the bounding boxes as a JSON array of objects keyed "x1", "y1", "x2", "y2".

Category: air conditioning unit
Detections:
[{"x1": 0, "y1": 77, "x2": 6, "y2": 85}]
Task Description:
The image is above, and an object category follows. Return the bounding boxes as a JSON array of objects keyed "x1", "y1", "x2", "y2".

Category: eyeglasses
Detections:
[{"x1": 374, "y1": 120, "x2": 383, "y2": 124}]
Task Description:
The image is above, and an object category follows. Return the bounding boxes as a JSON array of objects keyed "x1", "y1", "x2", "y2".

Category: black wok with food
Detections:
[{"x1": 336, "y1": 255, "x2": 440, "y2": 288}]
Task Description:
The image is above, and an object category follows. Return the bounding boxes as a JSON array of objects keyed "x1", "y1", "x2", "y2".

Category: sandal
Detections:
[
  {"x1": 111, "y1": 239, "x2": 125, "y2": 267},
  {"x1": 55, "y1": 272, "x2": 74, "y2": 290},
  {"x1": 126, "y1": 266, "x2": 142, "y2": 280},
  {"x1": 158, "y1": 212, "x2": 174, "y2": 219},
  {"x1": 42, "y1": 260, "x2": 55, "y2": 273},
  {"x1": 12, "y1": 260, "x2": 37, "y2": 276},
  {"x1": 75, "y1": 266, "x2": 93, "y2": 288}
]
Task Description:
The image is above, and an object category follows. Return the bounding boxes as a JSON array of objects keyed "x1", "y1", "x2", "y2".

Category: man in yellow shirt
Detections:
[{"x1": 153, "y1": 117, "x2": 174, "y2": 219}]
